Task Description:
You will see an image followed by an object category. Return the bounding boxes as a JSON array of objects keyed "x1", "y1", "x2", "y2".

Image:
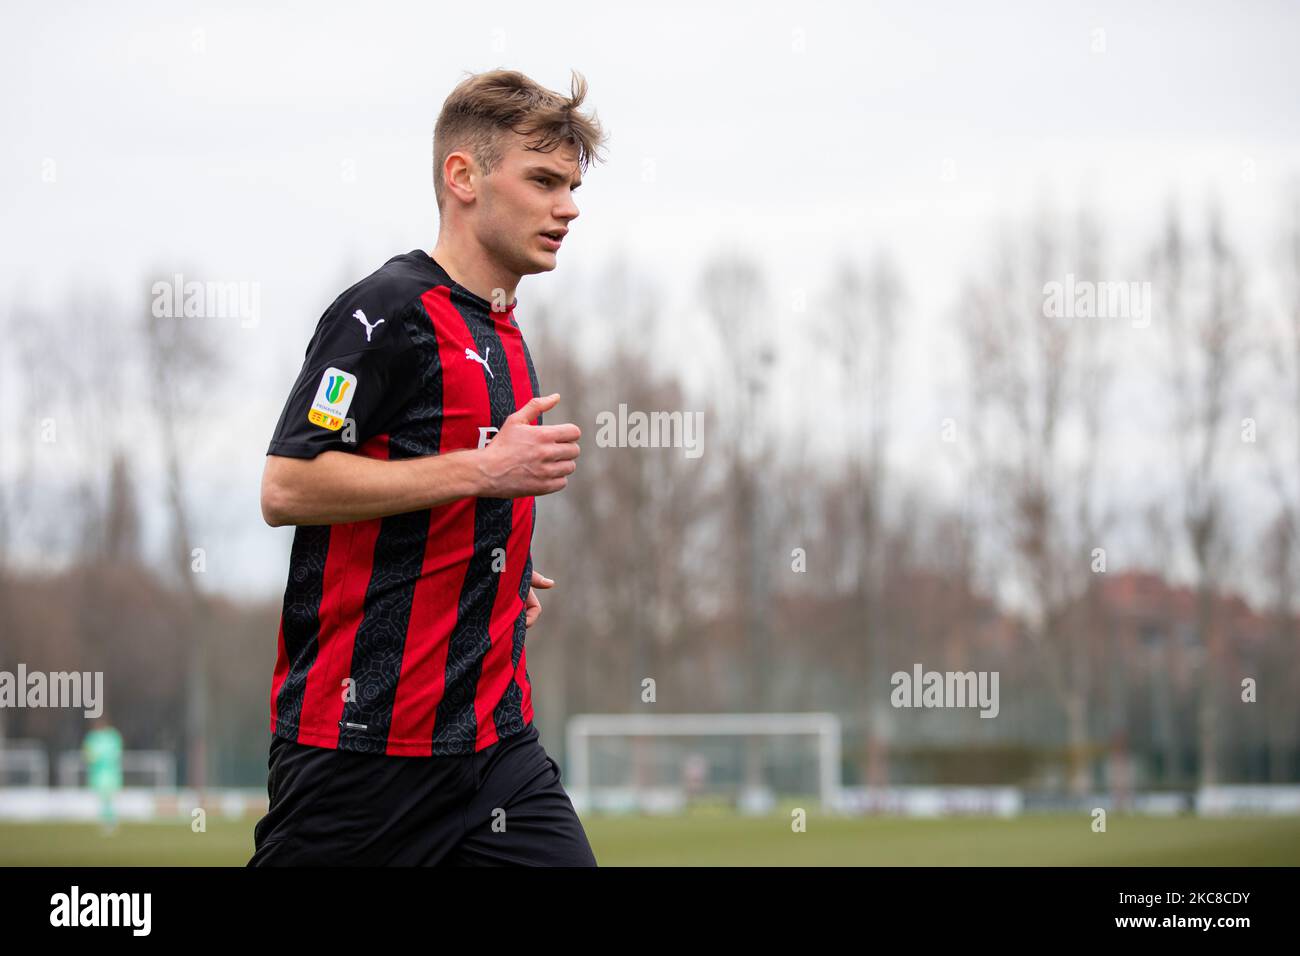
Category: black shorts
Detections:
[{"x1": 247, "y1": 722, "x2": 597, "y2": 866}]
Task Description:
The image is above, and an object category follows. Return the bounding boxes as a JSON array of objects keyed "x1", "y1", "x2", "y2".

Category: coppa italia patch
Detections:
[{"x1": 309, "y1": 367, "x2": 357, "y2": 431}]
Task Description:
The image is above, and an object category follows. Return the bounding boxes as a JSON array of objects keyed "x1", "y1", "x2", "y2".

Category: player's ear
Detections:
[{"x1": 443, "y1": 151, "x2": 478, "y2": 203}]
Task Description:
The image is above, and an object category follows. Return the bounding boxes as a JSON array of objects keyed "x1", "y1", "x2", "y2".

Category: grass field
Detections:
[{"x1": 3, "y1": 813, "x2": 1300, "y2": 866}]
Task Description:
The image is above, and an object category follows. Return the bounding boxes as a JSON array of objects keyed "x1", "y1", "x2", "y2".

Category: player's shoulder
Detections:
[
  {"x1": 340, "y1": 249, "x2": 447, "y2": 317},
  {"x1": 311, "y1": 250, "x2": 445, "y2": 355}
]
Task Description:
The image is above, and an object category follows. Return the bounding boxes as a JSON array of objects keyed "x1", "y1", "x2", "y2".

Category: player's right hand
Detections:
[{"x1": 475, "y1": 392, "x2": 581, "y2": 498}]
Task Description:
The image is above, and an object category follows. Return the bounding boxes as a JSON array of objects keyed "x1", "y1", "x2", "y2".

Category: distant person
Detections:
[
  {"x1": 250, "y1": 69, "x2": 606, "y2": 866},
  {"x1": 82, "y1": 716, "x2": 122, "y2": 836}
]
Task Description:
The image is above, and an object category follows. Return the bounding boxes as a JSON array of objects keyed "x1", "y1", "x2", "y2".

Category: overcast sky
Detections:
[{"x1": 3, "y1": 0, "x2": 1299, "y2": 599}]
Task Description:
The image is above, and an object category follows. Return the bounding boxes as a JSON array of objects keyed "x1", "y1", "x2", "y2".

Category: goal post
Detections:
[
  {"x1": 0, "y1": 739, "x2": 50, "y2": 787},
  {"x1": 565, "y1": 712, "x2": 842, "y2": 814},
  {"x1": 55, "y1": 750, "x2": 177, "y2": 788}
]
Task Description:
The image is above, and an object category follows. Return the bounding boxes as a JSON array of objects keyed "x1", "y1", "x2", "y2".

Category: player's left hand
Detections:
[{"x1": 525, "y1": 570, "x2": 555, "y2": 628}]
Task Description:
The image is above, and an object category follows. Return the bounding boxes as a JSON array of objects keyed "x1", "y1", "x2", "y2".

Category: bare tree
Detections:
[
  {"x1": 1258, "y1": 181, "x2": 1300, "y2": 781},
  {"x1": 959, "y1": 207, "x2": 1115, "y2": 794},
  {"x1": 825, "y1": 250, "x2": 902, "y2": 785},
  {"x1": 1151, "y1": 201, "x2": 1250, "y2": 787},
  {"x1": 699, "y1": 254, "x2": 774, "y2": 698},
  {"x1": 140, "y1": 268, "x2": 222, "y2": 791},
  {"x1": 529, "y1": 260, "x2": 721, "y2": 779},
  {"x1": 699, "y1": 254, "x2": 775, "y2": 792}
]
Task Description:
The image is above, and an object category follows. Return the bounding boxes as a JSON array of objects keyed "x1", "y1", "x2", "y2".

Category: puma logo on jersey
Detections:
[
  {"x1": 465, "y1": 346, "x2": 493, "y2": 378},
  {"x1": 354, "y1": 309, "x2": 385, "y2": 342}
]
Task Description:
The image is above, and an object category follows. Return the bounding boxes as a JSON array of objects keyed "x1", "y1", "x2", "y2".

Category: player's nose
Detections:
[{"x1": 556, "y1": 194, "x2": 579, "y2": 222}]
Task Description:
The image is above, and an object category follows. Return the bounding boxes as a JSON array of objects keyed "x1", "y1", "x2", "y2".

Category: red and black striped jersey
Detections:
[{"x1": 265, "y1": 249, "x2": 541, "y2": 756}]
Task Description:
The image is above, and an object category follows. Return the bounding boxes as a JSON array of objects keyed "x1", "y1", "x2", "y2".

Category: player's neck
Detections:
[{"x1": 429, "y1": 236, "x2": 519, "y2": 311}]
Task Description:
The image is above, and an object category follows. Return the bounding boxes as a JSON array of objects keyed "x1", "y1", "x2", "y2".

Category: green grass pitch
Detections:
[{"x1": 3, "y1": 813, "x2": 1299, "y2": 866}]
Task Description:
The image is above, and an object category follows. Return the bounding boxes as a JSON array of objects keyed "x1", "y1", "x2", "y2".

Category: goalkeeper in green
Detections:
[{"x1": 83, "y1": 717, "x2": 123, "y2": 835}]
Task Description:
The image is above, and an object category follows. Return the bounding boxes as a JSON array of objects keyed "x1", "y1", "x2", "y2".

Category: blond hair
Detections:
[{"x1": 432, "y1": 68, "x2": 608, "y2": 213}]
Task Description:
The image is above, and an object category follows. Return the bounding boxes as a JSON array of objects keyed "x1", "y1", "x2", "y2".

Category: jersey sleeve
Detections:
[{"x1": 266, "y1": 292, "x2": 417, "y2": 458}]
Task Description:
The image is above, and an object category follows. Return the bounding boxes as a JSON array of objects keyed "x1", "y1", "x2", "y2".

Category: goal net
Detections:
[{"x1": 564, "y1": 712, "x2": 842, "y2": 815}]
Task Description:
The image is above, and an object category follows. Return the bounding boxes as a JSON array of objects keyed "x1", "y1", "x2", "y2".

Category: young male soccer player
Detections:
[{"x1": 248, "y1": 69, "x2": 607, "y2": 866}]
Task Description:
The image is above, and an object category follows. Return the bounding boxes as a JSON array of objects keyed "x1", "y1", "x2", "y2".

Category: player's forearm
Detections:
[{"x1": 261, "y1": 448, "x2": 485, "y2": 526}]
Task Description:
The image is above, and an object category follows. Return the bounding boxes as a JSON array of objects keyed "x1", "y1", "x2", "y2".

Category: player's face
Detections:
[{"x1": 476, "y1": 131, "x2": 582, "y2": 279}]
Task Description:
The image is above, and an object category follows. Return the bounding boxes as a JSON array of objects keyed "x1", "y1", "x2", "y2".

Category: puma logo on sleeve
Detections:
[{"x1": 354, "y1": 309, "x2": 385, "y2": 342}]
